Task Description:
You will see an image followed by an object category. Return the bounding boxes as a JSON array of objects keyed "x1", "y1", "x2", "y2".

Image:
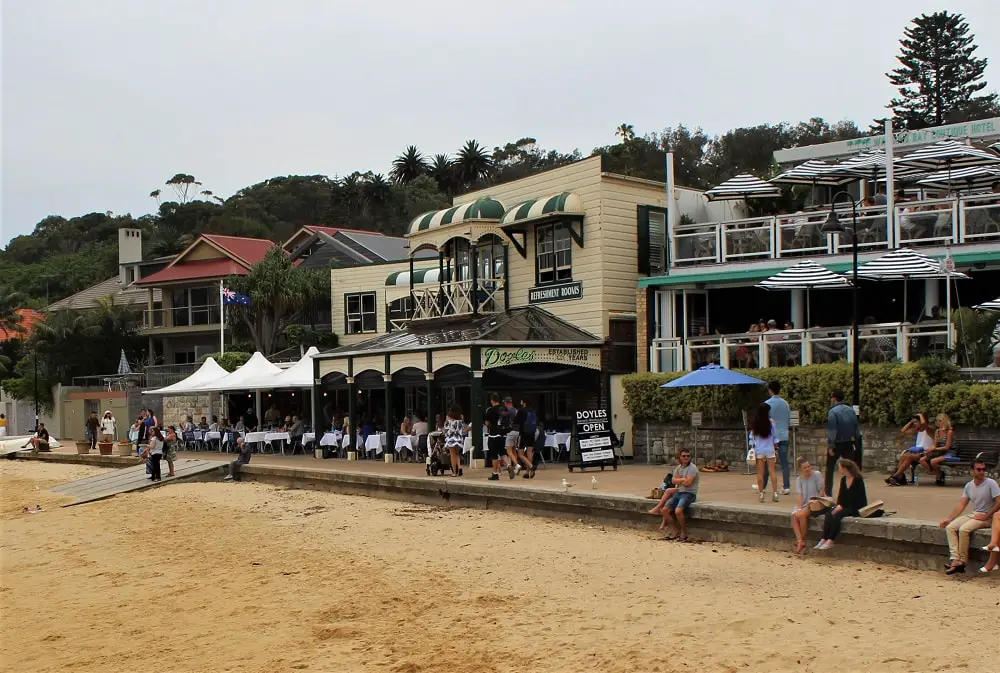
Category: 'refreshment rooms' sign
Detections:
[
  {"x1": 482, "y1": 346, "x2": 601, "y2": 370},
  {"x1": 528, "y1": 281, "x2": 583, "y2": 304}
]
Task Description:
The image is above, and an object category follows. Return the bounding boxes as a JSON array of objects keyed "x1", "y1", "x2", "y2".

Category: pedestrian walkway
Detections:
[{"x1": 50, "y1": 458, "x2": 220, "y2": 506}]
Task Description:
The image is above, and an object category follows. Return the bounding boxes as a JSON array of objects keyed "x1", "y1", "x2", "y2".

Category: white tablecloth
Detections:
[
  {"x1": 245, "y1": 431, "x2": 267, "y2": 445},
  {"x1": 544, "y1": 432, "x2": 572, "y2": 449},
  {"x1": 265, "y1": 431, "x2": 291, "y2": 455},
  {"x1": 342, "y1": 434, "x2": 353, "y2": 449},
  {"x1": 319, "y1": 431, "x2": 343, "y2": 447},
  {"x1": 302, "y1": 432, "x2": 316, "y2": 446},
  {"x1": 203, "y1": 431, "x2": 222, "y2": 443},
  {"x1": 365, "y1": 432, "x2": 386, "y2": 454},
  {"x1": 395, "y1": 435, "x2": 414, "y2": 452}
]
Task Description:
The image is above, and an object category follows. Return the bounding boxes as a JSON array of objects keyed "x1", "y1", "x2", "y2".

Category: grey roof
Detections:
[
  {"x1": 46, "y1": 276, "x2": 162, "y2": 312},
  {"x1": 317, "y1": 306, "x2": 603, "y2": 358},
  {"x1": 295, "y1": 230, "x2": 434, "y2": 270}
]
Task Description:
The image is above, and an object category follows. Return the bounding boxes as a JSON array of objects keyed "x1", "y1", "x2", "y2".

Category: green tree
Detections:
[
  {"x1": 885, "y1": 11, "x2": 998, "y2": 130},
  {"x1": 164, "y1": 173, "x2": 204, "y2": 204},
  {"x1": 223, "y1": 247, "x2": 328, "y2": 355},
  {"x1": 428, "y1": 154, "x2": 457, "y2": 195},
  {"x1": 389, "y1": 145, "x2": 429, "y2": 185},
  {"x1": 0, "y1": 286, "x2": 25, "y2": 335},
  {"x1": 615, "y1": 123, "x2": 635, "y2": 142}
]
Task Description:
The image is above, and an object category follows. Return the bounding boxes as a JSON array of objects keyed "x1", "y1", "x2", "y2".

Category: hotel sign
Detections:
[
  {"x1": 482, "y1": 346, "x2": 601, "y2": 371},
  {"x1": 528, "y1": 281, "x2": 583, "y2": 304}
]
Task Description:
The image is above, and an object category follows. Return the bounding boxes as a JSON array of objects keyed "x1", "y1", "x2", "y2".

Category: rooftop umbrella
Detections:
[
  {"x1": 973, "y1": 297, "x2": 1000, "y2": 312},
  {"x1": 705, "y1": 174, "x2": 782, "y2": 201},
  {"x1": 660, "y1": 364, "x2": 765, "y2": 388},
  {"x1": 823, "y1": 149, "x2": 923, "y2": 181},
  {"x1": 757, "y1": 260, "x2": 851, "y2": 326},
  {"x1": 916, "y1": 165, "x2": 1000, "y2": 191},
  {"x1": 770, "y1": 159, "x2": 855, "y2": 186},
  {"x1": 116, "y1": 349, "x2": 131, "y2": 376},
  {"x1": 896, "y1": 139, "x2": 1000, "y2": 191}
]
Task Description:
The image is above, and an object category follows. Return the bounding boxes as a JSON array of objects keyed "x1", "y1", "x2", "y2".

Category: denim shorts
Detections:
[{"x1": 665, "y1": 491, "x2": 696, "y2": 511}]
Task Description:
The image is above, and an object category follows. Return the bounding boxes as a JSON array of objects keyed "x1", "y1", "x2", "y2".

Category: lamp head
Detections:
[{"x1": 821, "y1": 209, "x2": 845, "y2": 234}]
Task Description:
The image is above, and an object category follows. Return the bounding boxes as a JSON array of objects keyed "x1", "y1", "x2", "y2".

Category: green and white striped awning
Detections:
[
  {"x1": 501, "y1": 192, "x2": 584, "y2": 226},
  {"x1": 385, "y1": 268, "x2": 450, "y2": 286},
  {"x1": 407, "y1": 197, "x2": 505, "y2": 235}
]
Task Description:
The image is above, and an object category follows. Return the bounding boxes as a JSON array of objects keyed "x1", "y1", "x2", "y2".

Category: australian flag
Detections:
[{"x1": 222, "y1": 287, "x2": 251, "y2": 306}]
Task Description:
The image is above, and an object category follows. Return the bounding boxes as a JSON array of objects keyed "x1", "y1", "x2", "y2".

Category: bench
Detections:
[{"x1": 946, "y1": 438, "x2": 1000, "y2": 472}]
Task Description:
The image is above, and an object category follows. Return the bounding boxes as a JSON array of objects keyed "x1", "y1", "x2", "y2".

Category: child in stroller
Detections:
[{"x1": 426, "y1": 431, "x2": 458, "y2": 476}]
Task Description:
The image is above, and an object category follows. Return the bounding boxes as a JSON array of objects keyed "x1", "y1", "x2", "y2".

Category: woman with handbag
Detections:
[
  {"x1": 791, "y1": 457, "x2": 826, "y2": 553},
  {"x1": 749, "y1": 404, "x2": 780, "y2": 504}
]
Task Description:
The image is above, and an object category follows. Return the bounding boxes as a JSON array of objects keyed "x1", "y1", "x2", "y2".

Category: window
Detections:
[
  {"x1": 608, "y1": 318, "x2": 638, "y2": 373},
  {"x1": 536, "y1": 222, "x2": 572, "y2": 284},
  {"x1": 173, "y1": 350, "x2": 196, "y2": 365},
  {"x1": 345, "y1": 292, "x2": 377, "y2": 334},
  {"x1": 171, "y1": 289, "x2": 189, "y2": 327},
  {"x1": 477, "y1": 237, "x2": 505, "y2": 280},
  {"x1": 387, "y1": 296, "x2": 413, "y2": 332}
]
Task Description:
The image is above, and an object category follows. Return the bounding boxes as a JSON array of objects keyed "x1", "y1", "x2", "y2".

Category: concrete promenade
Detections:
[{"x1": 11, "y1": 448, "x2": 997, "y2": 571}]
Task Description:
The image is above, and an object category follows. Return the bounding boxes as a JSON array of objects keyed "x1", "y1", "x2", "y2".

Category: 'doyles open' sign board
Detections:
[{"x1": 568, "y1": 408, "x2": 617, "y2": 472}]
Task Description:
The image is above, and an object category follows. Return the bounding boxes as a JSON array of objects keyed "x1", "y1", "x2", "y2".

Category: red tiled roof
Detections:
[
  {"x1": 0, "y1": 309, "x2": 44, "y2": 341},
  {"x1": 305, "y1": 225, "x2": 382, "y2": 237},
  {"x1": 201, "y1": 234, "x2": 277, "y2": 265},
  {"x1": 134, "y1": 259, "x2": 250, "y2": 286}
]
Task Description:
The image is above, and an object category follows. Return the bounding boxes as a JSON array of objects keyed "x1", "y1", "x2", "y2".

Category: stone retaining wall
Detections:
[{"x1": 631, "y1": 421, "x2": 1000, "y2": 478}]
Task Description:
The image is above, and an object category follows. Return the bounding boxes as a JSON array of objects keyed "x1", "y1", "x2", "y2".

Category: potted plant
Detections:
[
  {"x1": 75, "y1": 440, "x2": 91, "y2": 455},
  {"x1": 118, "y1": 440, "x2": 133, "y2": 456}
]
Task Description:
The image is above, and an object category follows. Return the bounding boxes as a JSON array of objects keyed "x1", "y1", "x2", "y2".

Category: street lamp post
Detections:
[
  {"x1": 821, "y1": 191, "x2": 862, "y2": 467},
  {"x1": 33, "y1": 353, "x2": 39, "y2": 433}
]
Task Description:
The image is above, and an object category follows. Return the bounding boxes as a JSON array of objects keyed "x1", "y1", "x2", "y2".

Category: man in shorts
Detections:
[
  {"x1": 485, "y1": 393, "x2": 506, "y2": 482},
  {"x1": 501, "y1": 397, "x2": 525, "y2": 479},
  {"x1": 790, "y1": 457, "x2": 826, "y2": 552},
  {"x1": 660, "y1": 449, "x2": 698, "y2": 541}
]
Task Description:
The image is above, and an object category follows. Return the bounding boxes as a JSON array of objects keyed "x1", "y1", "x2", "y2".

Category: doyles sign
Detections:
[
  {"x1": 528, "y1": 281, "x2": 583, "y2": 305},
  {"x1": 568, "y1": 408, "x2": 617, "y2": 471},
  {"x1": 482, "y1": 346, "x2": 601, "y2": 371}
]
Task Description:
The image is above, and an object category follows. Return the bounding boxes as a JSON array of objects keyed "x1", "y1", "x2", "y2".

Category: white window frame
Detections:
[
  {"x1": 536, "y1": 222, "x2": 573, "y2": 285},
  {"x1": 345, "y1": 292, "x2": 377, "y2": 334}
]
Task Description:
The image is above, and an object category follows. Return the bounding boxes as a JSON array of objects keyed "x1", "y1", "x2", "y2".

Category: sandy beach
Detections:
[{"x1": 1, "y1": 462, "x2": 997, "y2": 673}]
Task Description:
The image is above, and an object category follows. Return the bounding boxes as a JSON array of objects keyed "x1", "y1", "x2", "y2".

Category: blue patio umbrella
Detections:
[{"x1": 660, "y1": 364, "x2": 766, "y2": 388}]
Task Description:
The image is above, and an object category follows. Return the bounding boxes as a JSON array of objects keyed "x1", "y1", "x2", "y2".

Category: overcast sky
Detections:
[{"x1": 2, "y1": 0, "x2": 998, "y2": 245}]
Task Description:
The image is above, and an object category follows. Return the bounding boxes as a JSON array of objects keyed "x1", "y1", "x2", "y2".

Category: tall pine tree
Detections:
[{"x1": 885, "y1": 11, "x2": 998, "y2": 130}]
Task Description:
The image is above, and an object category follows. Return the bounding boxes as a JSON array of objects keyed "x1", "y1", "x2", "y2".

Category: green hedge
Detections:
[{"x1": 622, "y1": 362, "x2": 1000, "y2": 428}]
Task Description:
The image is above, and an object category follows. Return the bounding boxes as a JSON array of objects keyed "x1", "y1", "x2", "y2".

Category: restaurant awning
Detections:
[
  {"x1": 191, "y1": 352, "x2": 284, "y2": 392},
  {"x1": 269, "y1": 347, "x2": 320, "y2": 389},
  {"x1": 407, "y1": 197, "x2": 506, "y2": 235},
  {"x1": 500, "y1": 192, "x2": 585, "y2": 226},
  {"x1": 385, "y1": 268, "x2": 450, "y2": 286},
  {"x1": 143, "y1": 357, "x2": 230, "y2": 395}
]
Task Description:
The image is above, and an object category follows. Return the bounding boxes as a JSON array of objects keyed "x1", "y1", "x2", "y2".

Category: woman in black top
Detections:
[{"x1": 815, "y1": 459, "x2": 867, "y2": 551}]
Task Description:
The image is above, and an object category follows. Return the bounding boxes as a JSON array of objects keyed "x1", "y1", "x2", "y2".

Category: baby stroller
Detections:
[{"x1": 425, "y1": 431, "x2": 450, "y2": 476}]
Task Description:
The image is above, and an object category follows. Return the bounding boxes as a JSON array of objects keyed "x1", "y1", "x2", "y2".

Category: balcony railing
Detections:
[
  {"x1": 141, "y1": 304, "x2": 221, "y2": 330},
  {"x1": 649, "y1": 320, "x2": 951, "y2": 372},
  {"x1": 670, "y1": 193, "x2": 1000, "y2": 268},
  {"x1": 411, "y1": 279, "x2": 506, "y2": 321}
]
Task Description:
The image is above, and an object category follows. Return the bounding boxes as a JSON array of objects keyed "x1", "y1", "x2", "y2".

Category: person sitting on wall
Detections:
[
  {"x1": 790, "y1": 457, "x2": 826, "y2": 553},
  {"x1": 939, "y1": 458, "x2": 1000, "y2": 575},
  {"x1": 978, "y1": 510, "x2": 1000, "y2": 574},
  {"x1": 24, "y1": 423, "x2": 50, "y2": 453},
  {"x1": 657, "y1": 449, "x2": 699, "y2": 541},
  {"x1": 814, "y1": 459, "x2": 867, "y2": 551},
  {"x1": 224, "y1": 438, "x2": 252, "y2": 481}
]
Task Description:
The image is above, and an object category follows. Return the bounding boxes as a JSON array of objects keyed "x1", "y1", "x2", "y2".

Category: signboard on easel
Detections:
[{"x1": 568, "y1": 408, "x2": 618, "y2": 472}]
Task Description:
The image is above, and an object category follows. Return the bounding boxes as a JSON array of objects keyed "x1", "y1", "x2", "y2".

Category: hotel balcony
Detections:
[
  {"x1": 140, "y1": 304, "x2": 221, "y2": 334},
  {"x1": 410, "y1": 278, "x2": 507, "y2": 322},
  {"x1": 649, "y1": 320, "x2": 952, "y2": 372},
  {"x1": 669, "y1": 193, "x2": 1000, "y2": 268}
]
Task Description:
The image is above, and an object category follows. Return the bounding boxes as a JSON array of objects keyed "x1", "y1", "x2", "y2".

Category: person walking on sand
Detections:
[{"x1": 749, "y1": 404, "x2": 780, "y2": 503}]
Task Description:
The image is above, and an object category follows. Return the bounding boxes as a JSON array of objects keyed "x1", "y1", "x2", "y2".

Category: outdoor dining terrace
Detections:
[
  {"x1": 671, "y1": 192, "x2": 1000, "y2": 267},
  {"x1": 648, "y1": 320, "x2": 951, "y2": 373}
]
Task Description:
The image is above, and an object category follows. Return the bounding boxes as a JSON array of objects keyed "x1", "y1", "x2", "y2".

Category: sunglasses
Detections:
[{"x1": 972, "y1": 467, "x2": 986, "y2": 472}]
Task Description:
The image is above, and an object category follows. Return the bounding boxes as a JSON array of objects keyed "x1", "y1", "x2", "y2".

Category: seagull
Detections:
[
  {"x1": 591, "y1": 476, "x2": 599, "y2": 489},
  {"x1": 561, "y1": 478, "x2": 574, "y2": 491}
]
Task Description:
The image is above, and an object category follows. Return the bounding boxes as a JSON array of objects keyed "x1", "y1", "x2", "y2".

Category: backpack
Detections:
[{"x1": 523, "y1": 410, "x2": 537, "y2": 435}]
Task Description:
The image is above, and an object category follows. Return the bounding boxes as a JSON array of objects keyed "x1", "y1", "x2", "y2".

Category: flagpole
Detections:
[{"x1": 219, "y1": 279, "x2": 225, "y2": 355}]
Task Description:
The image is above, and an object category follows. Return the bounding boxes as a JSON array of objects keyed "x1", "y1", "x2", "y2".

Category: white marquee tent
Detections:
[
  {"x1": 143, "y1": 357, "x2": 230, "y2": 395},
  {"x1": 269, "y1": 347, "x2": 320, "y2": 389},
  {"x1": 192, "y1": 352, "x2": 283, "y2": 392}
]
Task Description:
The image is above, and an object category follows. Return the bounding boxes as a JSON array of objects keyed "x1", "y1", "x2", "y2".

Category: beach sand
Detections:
[{"x1": 1, "y1": 462, "x2": 997, "y2": 673}]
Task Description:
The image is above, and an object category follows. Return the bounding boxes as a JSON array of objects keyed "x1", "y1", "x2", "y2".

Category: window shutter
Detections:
[
  {"x1": 637, "y1": 206, "x2": 667, "y2": 275},
  {"x1": 637, "y1": 206, "x2": 650, "y2": 275}
]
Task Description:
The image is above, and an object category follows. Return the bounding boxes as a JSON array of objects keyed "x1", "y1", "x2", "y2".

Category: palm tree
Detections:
[
  {"x1": 429, "y1": 154, "x2": 457, "y2": 195},
  {"x1": 0, "y1": 287, "x2": 26, "y2": 336},
  {"x1": 340, "y1": 173, "x2": 365, "y2": 214},
  {"x1": 456, "y1": 140, "x2": 492, "y2": 187},
  {"x1": 615, "y1": 123, "x2": 635, "y2": 142},
  {"x1": 389, "y1": 145, "x2": 429, "y2": 185},
  {"x1": 363, "y1": 173, "x2": 393, "y2": 212}
]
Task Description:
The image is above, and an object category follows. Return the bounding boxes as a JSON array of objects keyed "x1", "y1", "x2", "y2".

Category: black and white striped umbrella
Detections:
[
  {"x1": 897, "y1": 139, "x2": 1000, "y2": 172},
  {"x1": 823, "y1": 149, "x2": 922, "y2": 180},
  {"x1": 757, "y1": 260, "x2": 852, "y2": 290},
  {"x1": 770, "y1": 160, "x2": 854, "y2": 187},
  {"x1": 917, "y1": 165, "x2": 1000, "y2": 191},
  {"x1": 974, "y1": 297, "x2": 1000, "y2": 312},
  {"x1": 705, "y1": 174, "x2": 781, "y2": 201},
  {"x1": 853, "y1": 248, "x2": 968, "y2": 280}
]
